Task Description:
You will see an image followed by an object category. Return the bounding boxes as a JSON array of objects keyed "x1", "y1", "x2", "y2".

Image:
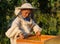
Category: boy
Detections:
[{"x1": 5, "y1": 3, "x2": 42, "y2": 44}]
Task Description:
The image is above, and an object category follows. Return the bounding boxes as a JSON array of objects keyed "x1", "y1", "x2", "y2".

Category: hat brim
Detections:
[{"x1": 17, "y1": 7, "x2": 37, "y2": 10}]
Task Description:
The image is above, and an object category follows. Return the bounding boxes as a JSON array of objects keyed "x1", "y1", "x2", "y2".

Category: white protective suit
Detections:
[{"x1": 5, "y1": 15, "x2": 42, "y2": 44}]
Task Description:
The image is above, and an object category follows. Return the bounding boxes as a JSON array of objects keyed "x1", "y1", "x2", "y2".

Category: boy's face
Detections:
[{"x1": 21, "y1": 9, "x2": 32, "y2": 18}]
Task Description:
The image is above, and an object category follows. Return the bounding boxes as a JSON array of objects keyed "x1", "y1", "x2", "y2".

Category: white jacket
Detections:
[{"x1": 5, "y1": 15, "x2": 42, "y2": 44}]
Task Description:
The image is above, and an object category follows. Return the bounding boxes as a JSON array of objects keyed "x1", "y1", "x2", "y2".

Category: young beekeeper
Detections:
[{"x1": 5, "y1": 3, "x2": 42, "y2": 44}]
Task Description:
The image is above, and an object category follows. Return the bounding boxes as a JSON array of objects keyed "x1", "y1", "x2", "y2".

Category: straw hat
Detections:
[{"x1": 14, "y1": 3, "x2": 36, "y2": 16}]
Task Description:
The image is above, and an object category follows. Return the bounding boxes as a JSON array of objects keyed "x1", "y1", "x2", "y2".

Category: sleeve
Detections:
[
  {"x1": 33, "y1": 24, "x2": 42, "y2": 33},
  {"x1": 5, "y1": 20, "x2": 22, "y2": 38},
  {"x1": 32, "y1": 21, "x2": 42, "y2": 33}
]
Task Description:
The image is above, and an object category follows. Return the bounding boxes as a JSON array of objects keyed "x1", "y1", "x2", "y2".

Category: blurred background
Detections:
[{"x1": 0, "y1": 0, "x2": 60, "y2": 44}]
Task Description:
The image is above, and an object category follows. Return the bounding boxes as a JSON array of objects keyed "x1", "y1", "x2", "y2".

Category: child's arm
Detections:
[
  {"x1": 5, "y1": 26, "x2": 22, "y2": 38},
  {"x1": 33, "y1": 24, "x2": 42, "y2": 35},
  {"x1": 5, "y1": 19, "x2": 23, "y2": 38}
]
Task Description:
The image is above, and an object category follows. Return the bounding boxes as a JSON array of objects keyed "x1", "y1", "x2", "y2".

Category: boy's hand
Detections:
[
  {"x1": 36, "y1": 31, "x2": 41, "y2": 36},
  {"x1": 35, "y1": 31, "x2": 41, "y2": 40},
  {"x1": 18, "y1": 33, "x2": 24, "y2": 39}
]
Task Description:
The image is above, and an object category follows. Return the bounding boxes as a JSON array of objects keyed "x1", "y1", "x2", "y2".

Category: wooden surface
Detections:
[{"x1": 16, "y1": 35, "x2": 56, "y2": 44}]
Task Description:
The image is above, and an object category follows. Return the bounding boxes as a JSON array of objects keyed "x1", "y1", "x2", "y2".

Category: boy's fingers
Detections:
[
  {"x1": 19, "y1": 35, "x2": 24, "y2": 39},
  {"x1": 36, "y1": 31, "x2": 41, "y2": 36},
  {"x1": 18, "y1": 33, "x2": 24, "y2": 39}
]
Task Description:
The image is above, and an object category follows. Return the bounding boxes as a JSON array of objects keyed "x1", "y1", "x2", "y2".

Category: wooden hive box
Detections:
[{"x1": 16, "y1": 35, "x2": 56, "y2": 44}]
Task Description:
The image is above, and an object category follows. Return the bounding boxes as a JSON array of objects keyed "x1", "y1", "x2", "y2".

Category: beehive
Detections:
[{"x1": 16, "y1": 35, "x2": 56, "y2": 44}]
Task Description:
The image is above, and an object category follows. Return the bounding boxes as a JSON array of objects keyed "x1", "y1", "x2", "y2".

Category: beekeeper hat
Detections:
[{"x1": 14, "y1": 3, "x2": 36, "y2": 16}]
